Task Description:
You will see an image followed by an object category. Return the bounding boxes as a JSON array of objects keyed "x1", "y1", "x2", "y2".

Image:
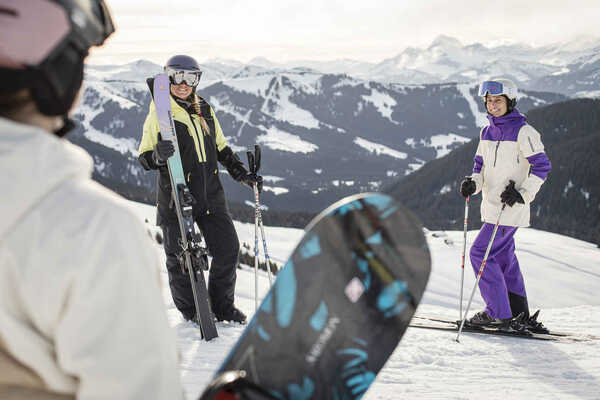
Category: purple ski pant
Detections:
[{"x1": 469, "y1": 223, "x2": 527, "y2": 319}]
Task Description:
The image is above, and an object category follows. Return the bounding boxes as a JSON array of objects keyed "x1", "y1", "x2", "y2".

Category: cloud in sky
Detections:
[{"x1": 90, "y1": 0, "x2": 600, "y2": 65}]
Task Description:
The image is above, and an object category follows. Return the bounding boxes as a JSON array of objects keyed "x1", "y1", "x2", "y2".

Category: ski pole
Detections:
[
  {"x1": 252, "y1": 144, "x2": 274, "y2": 285},
  {"x1": 456, "y1": 202, "x2": 506, "y2": 343},
  {"x1": 253, "y1": 190, "x2": 260, "y2": 311},
  {"x1": 250, "y1": 144, "x2": 274, "y2": 284},
  {"x1": 246, "y1": 150, "x2": 260, "y2": 311},
  {"x1": 459, "y1": 196, "x2": 470, "y2": 321},
  {"x1": 255, "y1": 188, "x2": 273, "y2": 286}
]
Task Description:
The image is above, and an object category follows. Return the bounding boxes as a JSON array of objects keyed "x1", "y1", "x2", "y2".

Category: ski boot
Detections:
[
  {"x1": 214, "y1": 306, "x2": 247, "y2": 324},
  {"x1": 467, "y1": 311, "x2": 504, "y2": 327},
  {"x1": 498, "y1": 313, "x2": 528, "y2": 333}
]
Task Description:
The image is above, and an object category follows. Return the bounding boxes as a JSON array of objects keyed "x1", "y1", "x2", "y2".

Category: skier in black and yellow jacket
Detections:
[{"x1": 138, "y1": 55, "x2": 262, "y2": 324}]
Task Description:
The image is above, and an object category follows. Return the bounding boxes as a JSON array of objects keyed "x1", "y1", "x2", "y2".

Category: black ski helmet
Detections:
[
  {"x1": 164, "y1": 55, "x2": 201, "y2": 73},
  {"x1": 0, "y1": 0, "x2": 115, "y2": 116}
]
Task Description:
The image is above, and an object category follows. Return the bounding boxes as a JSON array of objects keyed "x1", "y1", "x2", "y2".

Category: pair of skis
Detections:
[
  {"x1": 151, "y1": 74, "x2": 217, "y2": 340},
  {"x1": 152, "y1": 74, "x2": 275, "y2": 341},
  {"x1": 410, "y1": 314, "x2": 598, "y2": 343}
]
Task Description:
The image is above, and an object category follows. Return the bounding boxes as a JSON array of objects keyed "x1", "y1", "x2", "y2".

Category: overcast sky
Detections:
[{"x1": 89, "y1": 0, "x2": 600, "y2": 65}]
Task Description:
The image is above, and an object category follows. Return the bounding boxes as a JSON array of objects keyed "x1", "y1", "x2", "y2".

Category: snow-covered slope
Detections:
[{"x1": 129, "y1": 200, "x2": 600, "y2": 400}]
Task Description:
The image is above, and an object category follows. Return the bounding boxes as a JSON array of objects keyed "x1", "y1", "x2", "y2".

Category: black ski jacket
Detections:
[{"x1": 138, "y1": 78, "x2": 247, "y2": 224}]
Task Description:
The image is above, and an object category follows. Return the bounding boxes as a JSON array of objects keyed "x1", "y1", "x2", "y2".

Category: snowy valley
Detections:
[{"x1": 128, "y1": 201, "x2": 600, "y2": 400}]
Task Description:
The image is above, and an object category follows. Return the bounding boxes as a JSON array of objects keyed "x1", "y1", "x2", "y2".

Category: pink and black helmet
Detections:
[{"x1": 0, "y1": 0, "x2": 115, "y2": 116}]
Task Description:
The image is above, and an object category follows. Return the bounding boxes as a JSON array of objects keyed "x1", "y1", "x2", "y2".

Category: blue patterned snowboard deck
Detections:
[{"x1": 210, "y1": 193, "x2": 431, "y2": 399}]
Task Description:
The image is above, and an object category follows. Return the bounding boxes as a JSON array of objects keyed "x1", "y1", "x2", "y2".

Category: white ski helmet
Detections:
[{"x1": 478, "y1": 78, "x2": 518, "y2": 112}]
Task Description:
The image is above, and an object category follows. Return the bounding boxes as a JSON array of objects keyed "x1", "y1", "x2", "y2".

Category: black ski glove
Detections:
[
  {"x1": 460, "y1": 177, "x2": 476, "y2": 198},
  {"x1": 218, "y1": 146, "x2": 248, "y2": 180},
  {"x1": 242, "y1": 173, "x2": 263, "y2": 193},
  {"x1": 153, "y1": 140, "x2": 175, "y2": 165},
  {"x1": 500, "y1": 181, "x2": 525, "y2": 207}
]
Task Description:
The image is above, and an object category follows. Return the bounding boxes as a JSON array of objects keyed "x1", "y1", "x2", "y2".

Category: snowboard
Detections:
[
  {"x1": 411, "y1": 314, "x2": 598, "y2": 342},
  {"x1": 200, "y1": 193, "x2": 431, "y2": 399},
  {"x1": 151, "y1": 73, "x2": 218, "y2": 341}
]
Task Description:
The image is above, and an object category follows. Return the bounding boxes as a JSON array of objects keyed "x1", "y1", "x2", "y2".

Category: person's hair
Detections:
[
  {"x1": 0, "y1": 89, "x2": 35, "y2": 120},
  {"x1": 191, "y1": 94, "x2": 211, "y2": 135}
]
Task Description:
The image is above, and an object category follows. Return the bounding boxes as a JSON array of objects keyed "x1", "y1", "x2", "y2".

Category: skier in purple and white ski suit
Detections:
[{"x1": 460, "y1": 79, "x2": 551, "y2": 331}]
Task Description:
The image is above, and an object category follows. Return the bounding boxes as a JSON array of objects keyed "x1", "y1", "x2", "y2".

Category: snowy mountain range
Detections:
[
  {"x1": 241, "y1": 35, "x2": 600, "y2": 96},
  {"x1": 71, "y1": 59, "x2": 568, "y2": 213}
]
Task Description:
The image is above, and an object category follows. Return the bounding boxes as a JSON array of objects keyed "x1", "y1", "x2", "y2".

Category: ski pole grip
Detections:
[
  {"x1": 254, "y1": 144, "x2": 261, "y2": 173},
  {"x1": 247, "y1": 151, "x2": 255, "y2": 174}
]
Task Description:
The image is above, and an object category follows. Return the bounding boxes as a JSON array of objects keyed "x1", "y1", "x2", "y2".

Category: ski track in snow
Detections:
[
  {"x1": 129, "y1": 201, "x2": 600, "y2": 400},
  {"x1": 456, "y1": 83, "x2": 488, "y2": 128}
]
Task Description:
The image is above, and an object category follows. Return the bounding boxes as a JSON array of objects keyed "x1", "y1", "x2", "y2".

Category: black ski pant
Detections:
[{"x1": 161, "y1": 210, "x2": 240, "y2": 320}]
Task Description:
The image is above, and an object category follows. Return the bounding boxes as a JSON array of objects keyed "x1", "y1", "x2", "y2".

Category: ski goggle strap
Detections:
[
  {"x1": 167, "y1": 68, "x2": 202, "y2": 87},
  {"x1": 478, "y1": 80, "x2": 504, "y2": 97}
]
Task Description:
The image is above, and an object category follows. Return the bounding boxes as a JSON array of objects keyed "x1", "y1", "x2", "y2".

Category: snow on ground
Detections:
[
  {"x1": 73, "y1": 86, "x2": 140, "y2": 156},
  {"x1": 362, "y1": 89, "x2": 399, "y2": 124},
  {"x1": 354, "y1": 137, "x2": 408, "y2": 159},
  {"x1": 575, "y1": 90, "x2": 600, "y2": 99},
  {"x1": 128, "y1": 201, "x2": 600, "y2": 400},
  {"x1": 263, "y1": 175, "x2": 285, "y2": 183},
  {"x1": 422, "y1": 133, "x2": 471, "y2": 159},
  {"x1": 222, "y1": 75, "x2": 274, "y2": 97},
  {"x1": 256, "y1": 126, "x2": 318, "y2": 153},
  {"x1": 405, "y1": 158, "x2": 426, "y2": 175},
  {"x1": 262, "y1": 186, "x2": 289, "y2": 195},
  {"x1": 261, "y1": 76, "x2": 321, "y2": 129}
]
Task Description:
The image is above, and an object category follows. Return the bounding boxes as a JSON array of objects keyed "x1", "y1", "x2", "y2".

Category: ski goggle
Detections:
[
  {"x1": 478, "y1": 81, "x2": 505, "y2": 97},
  {"x1": 167, "y1": 68, "x2": 202, "y2": 87}
]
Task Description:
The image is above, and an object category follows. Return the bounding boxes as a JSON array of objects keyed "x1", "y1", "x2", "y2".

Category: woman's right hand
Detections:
[
  {"x1": 460, "y1": 177, "x2": 476, "y2": 198},
  {"x1": 153, "y1": 140, "x2": 175, "y2": 165}
]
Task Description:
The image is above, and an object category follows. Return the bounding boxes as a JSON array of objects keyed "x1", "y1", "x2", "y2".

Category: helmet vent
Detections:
[{"x1": 0, "y1": 6, "x2": 18, "y2": 17}]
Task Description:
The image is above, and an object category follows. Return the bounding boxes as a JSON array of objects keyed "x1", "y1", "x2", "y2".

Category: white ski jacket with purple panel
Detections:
[{"x1": 470, "y1": 110, "x2": 551, "y2": 227}]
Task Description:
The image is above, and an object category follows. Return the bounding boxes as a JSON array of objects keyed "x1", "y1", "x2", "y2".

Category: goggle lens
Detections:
[
  {"x1": 168, "y1": 69, "x2": 201, "y2": 87},
  {"x1": 478, "y1": 81, "x2": 504, "y2": 96}
]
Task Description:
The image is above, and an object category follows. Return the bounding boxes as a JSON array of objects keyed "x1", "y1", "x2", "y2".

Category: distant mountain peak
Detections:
[
  {"x1": 429, "y1": 35, "x2": 463, "y2": 49},
  {"x1": 128, "y1": 59, "x2": 162, "y2": 69},
  {"x1": 248, "y1": 57, "x2": 277, "y2": 68},
  {"x1": 204, "y1": 58, "x2": 245, "y2": 67}
]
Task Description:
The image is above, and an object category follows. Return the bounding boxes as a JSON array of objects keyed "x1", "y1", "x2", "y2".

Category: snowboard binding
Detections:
[{"x1": 198, "y1": 370, "x2": 277, "y2": 400}]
